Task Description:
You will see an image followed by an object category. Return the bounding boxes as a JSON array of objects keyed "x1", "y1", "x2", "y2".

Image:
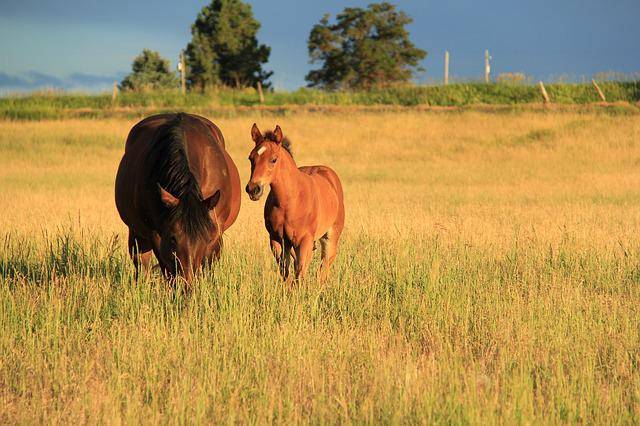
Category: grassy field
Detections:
[{"x1": 1, "y1": 110, "x2": 640, "y2": 423}]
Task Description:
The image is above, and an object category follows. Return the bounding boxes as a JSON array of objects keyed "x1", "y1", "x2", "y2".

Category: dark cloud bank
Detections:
[{"x1": 0, "y1": 71, "x2": 126, "y2": 94}]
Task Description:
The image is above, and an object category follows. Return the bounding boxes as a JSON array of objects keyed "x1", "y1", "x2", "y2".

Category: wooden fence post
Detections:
[
  {"x1": 179, "y1": 51, "x2": 186, "y2": 95},
  {"x1": 591, "y1": 79, "x2": 606, "y2": 102},
  {"x1": 484, "y1": 49, "x2": 491, "y2": 83},
  {"x1": 538, "y1": 81, "x2": 550, "y2": 104},
  {"x1": 444, "y1": 50, "x2": 449, "y2": 85},
  {"x1": 257, "y1": 81, "x2": 264, "y2": 104}
]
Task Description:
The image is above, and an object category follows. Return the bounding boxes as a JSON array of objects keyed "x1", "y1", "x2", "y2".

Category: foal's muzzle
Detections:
[{"x1": 245, "y1": 182, "x2": 264, "y2": 201}]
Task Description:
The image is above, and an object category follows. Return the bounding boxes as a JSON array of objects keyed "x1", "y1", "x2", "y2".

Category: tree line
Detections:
[{"x1": 120, "y1": 1, "x2": 426, "y2": 92}]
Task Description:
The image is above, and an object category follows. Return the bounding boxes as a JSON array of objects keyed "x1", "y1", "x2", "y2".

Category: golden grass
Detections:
[
  {"x1": 2, "y1": 112, "x2": 640, "y2": 246},
  {"x1": 1, "y1": 111, "x2": 640, "y2": 423}
]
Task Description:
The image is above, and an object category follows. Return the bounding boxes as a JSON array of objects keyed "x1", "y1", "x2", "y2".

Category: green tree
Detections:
[
  {"x1": 120, "y1": 49, "x2": 178, "y2": 91},
  {"x1": 306, "y1": 2, "x2": 426, "y2": 90},
  {"x1": 185, "y1": 0, "x2": 272, "y2": 91}
]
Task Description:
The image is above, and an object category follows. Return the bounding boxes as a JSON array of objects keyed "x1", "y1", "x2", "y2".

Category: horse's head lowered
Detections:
[
  {"x1": 156, "y1": 184, "x2": 221, "y2": 282},
  {"x1": 246, "y1": 123, "x2": 290, "y2": 201}
]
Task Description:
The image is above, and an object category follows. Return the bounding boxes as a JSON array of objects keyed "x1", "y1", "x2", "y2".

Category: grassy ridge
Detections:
[{"x1": 1, "y1": 81, "x2": 639, "y2": 120}]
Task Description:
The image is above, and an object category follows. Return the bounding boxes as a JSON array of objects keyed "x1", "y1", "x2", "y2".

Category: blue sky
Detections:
[{"x1": 1, "y1": 0, "x2": 639, "y2": 92}]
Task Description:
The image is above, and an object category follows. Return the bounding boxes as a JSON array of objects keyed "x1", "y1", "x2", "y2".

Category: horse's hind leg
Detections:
[{"x1": 128, "y1": 229, "x2": 152, "y2": 280}]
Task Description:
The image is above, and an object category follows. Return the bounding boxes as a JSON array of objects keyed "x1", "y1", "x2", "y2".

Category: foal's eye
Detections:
[{"x1": 270, "y1": 157, "x2": 278, "y2": 164}]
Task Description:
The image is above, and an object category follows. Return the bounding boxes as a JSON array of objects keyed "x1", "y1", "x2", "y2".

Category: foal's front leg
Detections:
[
  {"x1": 270, "y1": 237, "x2": 291, "y2": 282},
  {"x1": 294, "y1": 236, "x2": 314, "y2": 281}
]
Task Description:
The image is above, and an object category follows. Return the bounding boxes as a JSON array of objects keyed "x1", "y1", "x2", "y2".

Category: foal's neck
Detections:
[{"x1": 270, "y1": 152, "x2": 303, "y2": 207}]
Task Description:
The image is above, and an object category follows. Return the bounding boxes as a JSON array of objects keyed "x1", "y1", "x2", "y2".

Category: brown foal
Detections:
[{"x1": 245, "y1": 124, "x2": 345, "y2": 282}]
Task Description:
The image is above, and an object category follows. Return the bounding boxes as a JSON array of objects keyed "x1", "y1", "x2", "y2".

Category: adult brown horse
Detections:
[
  {"x1": 246, "y1": 124, "x2": 345, "y2": 282},
  {"x1": 115, "y1": 113, "x2": 241, "y2": 283}
]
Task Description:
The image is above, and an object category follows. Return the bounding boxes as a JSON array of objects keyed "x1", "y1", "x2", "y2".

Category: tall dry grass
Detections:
[{"x1": 1, "y1": 111, "x2": 639, "y2": 423}]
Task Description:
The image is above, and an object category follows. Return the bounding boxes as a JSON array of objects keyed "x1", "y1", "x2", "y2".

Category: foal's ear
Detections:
[
  {"x1": 251, "y1": 123, "x2": 263, "y2": 144},
  {"x1": 158, "y1": 183, "x2": 180, "y2": 208},
  {"x1": 273, "y1": 125, "x2": 283, "y2": 144},
  {"x1": 203, "y1": 189, "x2": 221, "y2": 211}
]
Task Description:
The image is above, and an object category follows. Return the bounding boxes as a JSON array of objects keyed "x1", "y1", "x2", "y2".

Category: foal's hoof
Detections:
[{"x1": 283, "y1": 275, "x2": 295, "y2": 289}]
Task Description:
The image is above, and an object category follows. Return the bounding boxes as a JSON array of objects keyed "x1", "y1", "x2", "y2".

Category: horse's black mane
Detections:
[
  {"x1": 149, "y1": 113, "x2": 213, "y2": 239},
  {"x1": 263, "y1": 131, "x2": 293, "y2": 158}
]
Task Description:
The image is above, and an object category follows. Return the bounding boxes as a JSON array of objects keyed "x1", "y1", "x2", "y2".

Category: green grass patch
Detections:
[{"x1": 2, "y1": 82, "x2": 639, "y2": 120}]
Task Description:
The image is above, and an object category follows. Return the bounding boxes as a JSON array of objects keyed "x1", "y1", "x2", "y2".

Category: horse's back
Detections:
[
  {"x1": 190, "y1": 115, "x2": 226, "y2": 149},
  {"x1": 123, "y1": 113, "x2": 225, "y2": 152},
  {"x1": 299, "y1": 165, "x2": 345, "y2": 236},
  {"x1": 299, "y1": 165, "x2": 343, "y2": 200},
  {"x1": 184, "y1": 115, "x2": 241, "y2": 231},
  {"x1": 115, "y1": 116, "x2": 170, "y2": 231},
  {"x1": 174, "y1": 114, "x2": 241, "y2": 232},
  {"x1": 123, "y1": 114, "x2": 175, "y2": 154},
  {"x1": 115, "y1": 113, "x2": 240, "y2": 236}
]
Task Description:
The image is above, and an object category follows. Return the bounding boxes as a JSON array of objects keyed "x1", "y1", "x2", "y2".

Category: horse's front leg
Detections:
[
  {"x1": 128, "y1": 229, "x2": 153, "y2": 281},
  {"x1": 209, "y1": 235, "x2": 223, "y2": 263}
]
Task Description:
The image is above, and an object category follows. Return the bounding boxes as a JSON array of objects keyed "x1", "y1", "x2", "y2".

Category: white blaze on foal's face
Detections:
[{"x1": 257, "y1": 146, "x2": 266, "y2": 156}]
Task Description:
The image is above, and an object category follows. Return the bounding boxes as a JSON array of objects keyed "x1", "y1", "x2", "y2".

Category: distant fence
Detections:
[{"x1": 1, "y1": 81, "x2": 639, "y2": 120}]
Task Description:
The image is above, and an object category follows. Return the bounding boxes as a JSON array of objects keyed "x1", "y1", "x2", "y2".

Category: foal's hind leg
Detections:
[
  {"x1": 128, "y1": 229, "x2": 152, "y2": 280},
  {"x1": 318, "y1": 227, "x2": 340, "y2": 282},
  {"x1": 318, "y1": 229, "x2": 338, "y2": 282}
]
